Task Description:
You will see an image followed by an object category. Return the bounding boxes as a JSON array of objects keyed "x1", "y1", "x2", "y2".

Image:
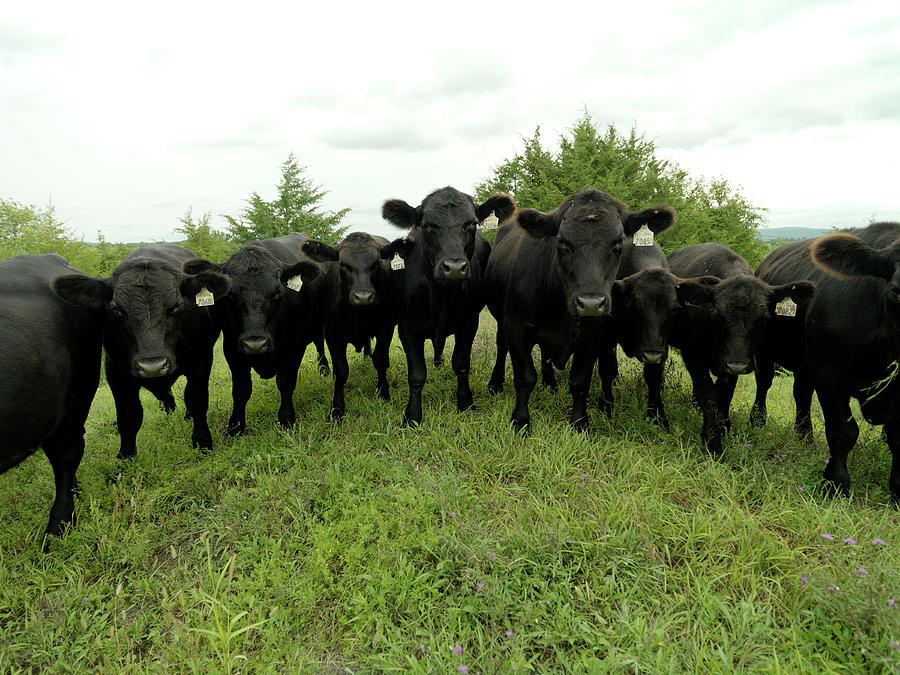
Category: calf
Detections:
[
  {"x1": 667, "y1": 243, "x2": 814, "y2": 455},
  {"x1": 1, "y1": 254, "x2": 104, "y2": 541},
  {"x1": 381, "y1": 186, "x2": 516, "y2": 426},
  {"x1": 53, "y1": 244, "x2": 230, "y2": 458},
  {"x1": 485, "y1": 188, "x2": 675, "y2": 431},
  {"x1": 752, "y1": 222, "x2": 900, "y2": 436},
  {"x1": 806, "y1": 233, "x2": 900, "y2": 501},
  {"x1": 301, "y1": 233, "x2": 396, "y2": 420},
  {"x1": 183, "y1": 233, "x2": 322, "y2": 435}
]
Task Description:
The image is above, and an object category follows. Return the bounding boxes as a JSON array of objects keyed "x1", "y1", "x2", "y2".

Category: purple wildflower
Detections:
[
  {"x1": 487, "y1": 550, "x2": 497, "y2": 560},
  {"x1": 797, "y1": 486, "x2": 805, "y2": 492},
  {"x1": 289, "y1": 484, "x2": 296, "y2": 489},
  {"x1": 414, "y1": 465, "x2": 419, "y2": 472},
  {"x1": 458, "y1": 667, "x2": 468, "y2": 674},
  {"x1": 843, "y1": 538, "x2": 857, "y2": 545},
  {"x1": 455, "y1": 645, "x2": 463, "y2": 655},
  {"x1": 827, "y1": 586, "x2": 839, "y2": 592},
  {"x1": 418, "y1": 644, "x2": 425, "y2": 653},
  {"x1": 872, "y1": 539, "x2": 886, "y2": 545},
  {"x1": 744, "y1": 443, "x2": 751, "y2": 448},
  {"x1": 477, "y1": 582, "x2": 485, "y2": 590},
  {"x1": 449, "y1": 511, "x2": 457, "y2": 518},
  {"x1": 889, "y1": 599, "x2": 897, "y2": 608},
  {"x1": 892, "y1": 641, "x2": 899, "y2": 649},
  {"x1": 83, "y1": 596, "x2": 89, "y2": 602},
  {"x1": 853, "y1": 567, "x2": 868, "y2": 576},
  {"x1": 821, "y1": 533, "x2": 835, "y2": 541},
  {"x1": 800, "y1": 576, "x2": 808, "y2": 587},
  {"x1": 505, "y1": 630, "x2": 513, "y2": 637}
]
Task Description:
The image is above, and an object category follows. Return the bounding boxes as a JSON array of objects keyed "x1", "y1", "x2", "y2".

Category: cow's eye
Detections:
[
  {"x1": 110, "y1": 303, "x2": 125, "y2": 318},
  {"x1": 613, "y1": 242, "x2": 624, "y2": 254},
  {"x1": 169, "y1": 303, "x2": 184, "y2": 315},
  {"x1": 558, "y1": 239, "x2": 574, "y2": 254}
]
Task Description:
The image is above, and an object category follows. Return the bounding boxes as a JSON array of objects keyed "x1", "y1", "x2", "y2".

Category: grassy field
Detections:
[{"x1": 1, "y1": 312, "x2": 899, "y2": 673}]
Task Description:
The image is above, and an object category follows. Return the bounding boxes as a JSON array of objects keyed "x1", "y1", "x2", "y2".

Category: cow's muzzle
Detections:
[
  {"x1": 136, "y1": 357, "x2": 172, "y2": 379},
  {"x1": 438, "y1": 258, "x2": 469, "y2": 280},
  {"x1": 241, "y1": 336, "x2": 271, "y2": 355},
  {"x1": 575, "y1": 294, "x2": 607, "y2": 317}
]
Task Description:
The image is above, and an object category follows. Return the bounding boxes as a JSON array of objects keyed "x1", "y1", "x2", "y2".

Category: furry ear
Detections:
[
  {"x1": 281, "y1": 260, "x2": 322, "y2": 286},
  {"x1": 182, "y1": 258, "x2": 222, "y2": 275},
  {"x1": 476, "y1": 193, "x2": 516, "y2": 224},
  {"x1": 301, "y1": 239, "x2": 339, "y2": 263},
  {"x1": 382, "y1": 199, "x2": 418, "y2": 229},
  {"x1": 675, "y1": 278, "x2": 716, "y2": 308},
  {"x1": 181, "y1": 271, "x2": 231, "y2": 301},
  {"x1": 812, "y1": 233, "x2": 894, "y2": 280},
  {"x1": 624, "y1": 206, "x2": 676, "y2": 237},
  {"x1": 516, "y1": 208, "x2": 562, "y2": 238},
  {"x1": 380, "y1": 236, "x2": 415, "y2": 261},
  {"x1": 52, "y1": 274, "x2": 112, "y2": 310},
  {"x1": 769, "y1": 280, "x2": 816, "y2": 311}
]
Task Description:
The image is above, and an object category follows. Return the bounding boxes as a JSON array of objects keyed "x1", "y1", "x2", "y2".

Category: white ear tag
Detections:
[
  {"x1": 481, "y1": 210, "x2": 499, "y2": 230},
  {"x1": 390, "y1": 253, "x2": 405, "y2": 271},
  {"x1": 195, "y1": 287, "x2": 214, "y2": 307},
  {"x1": 286, "y1": 275, "x2": 303, "y2": 292},
  {"x1": 775, "y1": 298, "x2": 797, "y2": 317},
  {"x1": 633, "y1": 224, "x2": 654, "y2": 247}
]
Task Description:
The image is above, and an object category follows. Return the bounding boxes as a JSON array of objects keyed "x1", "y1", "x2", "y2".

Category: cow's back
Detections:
[
  {"x1": 668, "y1": 243, "x2": 751, "y2": 279},
  {"x1": 253, "y1": 233, "x2": 308, "y2": 266}
]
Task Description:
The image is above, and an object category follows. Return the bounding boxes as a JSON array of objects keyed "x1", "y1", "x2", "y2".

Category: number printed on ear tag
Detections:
[
  {"x1": 195, "y1": 287, "x2": 214, "y2": 306},
  {"x1": 775, "y1": 298, "x2": 797, "y2": 317},
  {"x1": 633, "y1": 224, "x2": 654, "y2": 247},
  {"x1": 391, "y1": 253, "x2": 405, "y2": 271},
  {"x1": 286, "y1": 275, "x2": 303, "y2": 292},
  {"x1": 481, "y1": 211, "x2": 499, "y2": 230}
]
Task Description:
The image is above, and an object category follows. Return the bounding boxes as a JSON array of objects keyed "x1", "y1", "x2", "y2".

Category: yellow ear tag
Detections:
[
  {"x1": 390, "y1": 253, "x2": 405, "y2": 271},
  {"x1": 633, "y1": 224, "x2": 654, "y2": 247},
  {"x1": 775, "y1": 298, "x2": 797, "y2": 317},
  {"x1": 195, "y1": 287, "x2": 214, "y2": 306},
  {"x1": 481, "y1": 211, "x2": 499, "y2": 230},
  {"x1": 286, "y1": 275, "x2": 303, "y2": 292}
]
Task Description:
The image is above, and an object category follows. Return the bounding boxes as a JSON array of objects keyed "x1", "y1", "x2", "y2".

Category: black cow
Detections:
[
  {"x1": 806, "y1": 233, "x2": 900, "y2": 501},
  {"x1": 183, "y1": 234, "x2": 322, "y2": 435},
  {"x1": 1, "y1": 254, "x2": 104, "y2": 540},
  {"x1": 53, "y1": 244, "x2": 230, "y2": 459},
  {"x1": 301, "y1": 232, "x2": 396, "y2": 420},
  {"x1": 485, "y1": 188, "x2": 675, "y2": 431},
  {"x1": 752, "y1": 222, "x2": 900, "y2": 436},
  {"x1": 380, "y1": 186, "x2": 516, "y2": 426},
  {"x1": 666, "y1": 243, "x2": 815, "y2": 455}
]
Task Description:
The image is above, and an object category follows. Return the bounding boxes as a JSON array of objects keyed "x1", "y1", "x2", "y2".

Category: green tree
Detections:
[
  {"x1": 224, "y1": 153, "x2": 350, "y2": 245},
  {"x1": 475, "y1": 112, "x2": 769, "y2": 267},
  {"x1": 174, "y1": 207, "x2": 236, "y2": 262}
]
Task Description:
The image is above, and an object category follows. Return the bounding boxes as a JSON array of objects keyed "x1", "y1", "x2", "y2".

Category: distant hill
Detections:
[{"x1": 757, "y1": 227, "x2": 832, "y2": 242}]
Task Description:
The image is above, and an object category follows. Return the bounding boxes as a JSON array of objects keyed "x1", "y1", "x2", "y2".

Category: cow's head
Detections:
[
  {"x1": 303, "y1": 233, "x2": 389, "y2": 307},
  {"x1": 185, "y1": 245, "x2": 320, "y2": 356},
  {"x1": 382, "y1": 187, "x2": 515, "y2": 281},
  {"x1": 676, "y1": 275, "x2": 816, "y2": 375},
  {"x1": 813, "y1": 232, "x2": 900, "y2": 293},
  {"x1": 613, "y1": 271, "x2": 718, "y2": 364},
  {"x1": 518, "y1": 188, "x2": 675, "y2": 319},
  {"x1": 52, "y1": 260, "x2": 230, "y2": 378}
]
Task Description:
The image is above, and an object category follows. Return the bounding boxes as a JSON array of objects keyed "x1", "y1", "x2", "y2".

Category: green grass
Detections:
[{"x1": 2, "y1": 312, "x2": 899, "y2": 672}]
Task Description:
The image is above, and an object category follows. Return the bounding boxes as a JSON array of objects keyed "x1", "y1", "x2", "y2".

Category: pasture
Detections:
[{"x1": 1, "y1": 312, "x2": 899, "y2": 672}]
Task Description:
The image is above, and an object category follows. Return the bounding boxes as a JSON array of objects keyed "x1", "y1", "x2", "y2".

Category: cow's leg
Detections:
[
  {"x1": 150, "y1": 388, "x2": 177, "y2": 414},
  {"x1": 400, "y1": 330, "x2": 427, "y2": 427},
  {"x1": 884, "y1": 418, "x2": 900, "y2": 503},
  {"x1": 276, "y1": 345, "x2": 305, "y2": 428},
  {"x1": 595, "y1": 347, "x2": 618, "y2": 418},
  {"x1": 108, "y1": 369, "x2": 143, "y2": 460},
  {"x1": 819, "y1": 391, "x2": 857, "y2": 498},
  {"x1": 716, "y1": 374, "x2": 738, "y2": 432},
  {"x1": 749, "y1": 356, "x2": 774, "y2": 427},
  {"x1": 372, "y1": 326, "x2": 392, "y2": 402},
  {"x1": 508, "y1": 338, "x2": 537, "y2": 432},
  {"x1": 224, "y1": 349, "x2": 252, "y2": 436},
  {"x1": 643, "y1": 362, "x2": 669, "y2": 429},
  {"x1": 314, "y1": 334, "x2": 330, "y2": 376},
  {"x1": 540, "y1": 349, "x2": 558, "y2": 389},
  {"x1": 570, "y1": 351, "x2": 597, "y2": 430},
  {"x1": 184, "y1": 350, "x2": 214, "y2": 450},
  {"x1": 452, "y1": 316, "x2": 478, "y2": 412},
  {"x1": 433, "y1": 334, "x2": 446, "y2": 367},
  {"x1": 328, "y1": 334, "x2": 349, "y2": 421},
  {"x1": 793, "y1": 370, "x2": 815, "y2": 440},
  {"x1": 41, "y1": 427, "x2": 85, "y2": 543},
  {"x1": 488, "y1": 323, "x2": 508, "y2": 394},
  {"x1": 684, "y1": 357, "x2": 721, "y2": 455}
]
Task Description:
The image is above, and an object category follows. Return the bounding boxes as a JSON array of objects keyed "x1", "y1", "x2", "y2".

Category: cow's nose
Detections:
[
  {"x1": 241, "y1": 336, "x2": 271, "y2": 354},
  {"x1": 351, "y1": 290, "x2": 375, "y2": 306},
  {"x1": 440, "y1": 259, "x2": 469, "y2": 279},
  {"x1": 136, "y1": 357, "x2": 171, "y2": 378},
  {"x1": 641, "y1": 350, "x2": 666, "y2": 365},
  {"x1": 725, "y1": 360, "x2": 753, "y2": 375},
  {"x1": 575, "y1": 294, "x2": 606, "y2": 317}
]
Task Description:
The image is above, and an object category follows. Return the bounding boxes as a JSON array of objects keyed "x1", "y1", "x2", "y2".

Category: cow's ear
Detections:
[
  {"x1": 769, "y1": 281, "x2": 816, "y2": 311},
  {"x1": 675, "y1": 277, "x2": 716, "y2": 308},
  {"x1": 183, "y1": 258, "x2": 222, "y2": 275},
  {"x1": 181, "y1": 271, "x2": 231, "y2": 301},
  {"x1": 812, "y1": 233, "x2": 894, "y2": 280},
  {"x1": 52, "y1": 274, "x2": 112, "y2": 310},
  {"x1": 624, "y1": 206, "x2": 676, "y2": 237},
  {"x1": 476, "y1": 193, "x2": 516, "y2": 224},
  {"x1": 611, "y1": 279, "x2": 630, "y2": 304},
  {"x1": 382, "y1": 199, "x2": 418, "y2": 230},
  {"x1": 380, "y1": 236, "x2": 414, "y2": 260},
  {"x1": 516, "y1": 208, "x2": 561, "y2": 238},
  {"x1": 282, "y1": 260, "x2": 322, "y2": 286},
  {"x1": 301, "y1": 239, "x2": 339, "y2": 262}
]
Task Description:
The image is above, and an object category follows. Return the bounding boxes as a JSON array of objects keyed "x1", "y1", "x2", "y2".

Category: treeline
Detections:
[{"x1": 1, "y1": 114, "x2": 770, "y2": 274}]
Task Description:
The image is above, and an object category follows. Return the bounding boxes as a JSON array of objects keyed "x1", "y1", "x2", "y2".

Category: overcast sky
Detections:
[{"x1": 2, "y1": 1, "x2": 899, "y2": 243}]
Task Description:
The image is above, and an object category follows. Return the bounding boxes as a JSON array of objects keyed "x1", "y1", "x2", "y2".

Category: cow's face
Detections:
[
  {"x1": 210, "y1": 246, "x2": 320, "y2": 355},
  {"x1": 613, "y1": 270, "x2": 683, "y2": 363},
  {"x1": 382, "y1": 187, "x2": 515, "y2": 282},
  {"x1": 53, "y1": 261, "x2": 230, "y2": 378},
  {"x1": 518, "y1": 189, "x2": 675, "y2": 319},
  {"x1": 304, "y1": 234, "x2": 387, "y2": 306}
]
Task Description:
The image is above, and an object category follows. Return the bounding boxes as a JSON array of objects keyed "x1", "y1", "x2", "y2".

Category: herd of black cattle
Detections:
[{"x1": 2, "y1": 186, "x2": 899, "y2": 545}]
